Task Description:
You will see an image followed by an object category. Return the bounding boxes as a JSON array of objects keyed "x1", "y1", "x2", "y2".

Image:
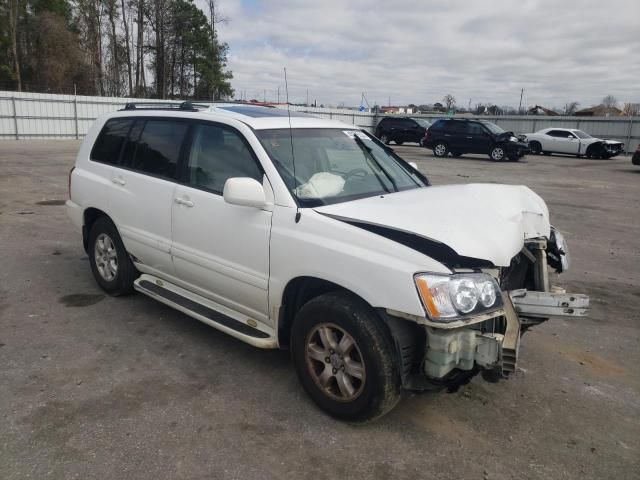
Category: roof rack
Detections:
[{"x1": 120, "y1": 101, "x2": 211, "y2": 112}]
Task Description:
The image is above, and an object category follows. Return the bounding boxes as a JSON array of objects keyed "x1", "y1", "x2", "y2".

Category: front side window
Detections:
[
  {"x1": 481, "y1": 122, "x2": 505, "y2": 135},
  {"x1": 573, "y1": 130, "x2": 592, "y2": 139},
  {"x1": 122, "y1": 119, "x2": 188, "y2": 179},
  {"x1": 186, "y1": 123, "x2": 263, "y2": 193},
  {"x1": 256, "y1": 129, "x2": 428, "y2": 207},
  {"x1": 91, "y1": 118, "x2": 133, "y2": 164}
]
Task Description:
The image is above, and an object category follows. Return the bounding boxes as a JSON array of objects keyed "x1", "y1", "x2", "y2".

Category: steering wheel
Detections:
[{"x1": 343, "y1": 168, "x2": 368, "y2": 180}]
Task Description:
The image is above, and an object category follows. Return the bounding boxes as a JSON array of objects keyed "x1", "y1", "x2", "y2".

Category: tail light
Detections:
[{"x1": 68, "y1": 166, "x2": 75, "y2": 200}]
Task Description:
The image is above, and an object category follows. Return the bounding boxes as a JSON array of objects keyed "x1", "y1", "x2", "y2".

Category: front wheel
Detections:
[
  {"x1": 529, "y1": 141, "x2": 542, "y2": 155},
  {"x1": 433, "y1": 142, "x2": 449, "y2": 157},
  {"x1": 291, "y1": 292, "x2": 401, "y2": 422},
  {"x1": 489, "y1": 145, "x2": 506, "y2": 161}
]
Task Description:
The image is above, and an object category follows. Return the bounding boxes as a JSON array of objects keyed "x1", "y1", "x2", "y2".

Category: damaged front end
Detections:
[{"x1": 387, "y1": 227, "x2": 589, "y2": 392}]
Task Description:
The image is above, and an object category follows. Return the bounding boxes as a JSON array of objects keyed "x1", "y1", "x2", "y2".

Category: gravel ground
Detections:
[{"x1": 0, "y1": 140, "x2": 638, "y2": 480}]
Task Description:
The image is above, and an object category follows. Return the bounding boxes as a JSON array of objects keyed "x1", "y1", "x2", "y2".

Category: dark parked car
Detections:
[
  {"x1": 422, "y1": 118, "x2": 529, "y2": 161},
  {"x1": 632, "y1": 143, "x2": 640, "y2": 166},
  {"x1": 375, "y1": 117, "x2": 431, "y2": 145}
]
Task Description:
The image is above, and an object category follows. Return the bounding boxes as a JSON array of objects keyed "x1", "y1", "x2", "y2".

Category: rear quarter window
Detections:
[{"x1": 90, "y1": 118, "x2": 134, "y2": 164}]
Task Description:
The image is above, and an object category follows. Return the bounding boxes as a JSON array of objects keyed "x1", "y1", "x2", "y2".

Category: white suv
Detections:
[{"x1": 67, "y1": 103, "x2": 589, "y2": 421}]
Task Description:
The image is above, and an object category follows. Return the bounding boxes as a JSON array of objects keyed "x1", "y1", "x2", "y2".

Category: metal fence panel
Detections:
[{"x1": 1, "y1": 91, "x2": 638, "y2": 152}]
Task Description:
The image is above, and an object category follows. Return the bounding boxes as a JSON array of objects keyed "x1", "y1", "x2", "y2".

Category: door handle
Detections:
[
  {"x1": 111, "y1": 177, "x2": 126, "y2": 186},
  {"x1": 174, "y1": 197, "x2": 194, "y2": 207}
]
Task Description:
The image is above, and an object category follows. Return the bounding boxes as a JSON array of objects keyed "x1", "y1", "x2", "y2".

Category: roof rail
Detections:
[{"x1": 120, "y1": 101, "x2": 211, "y2": 112}]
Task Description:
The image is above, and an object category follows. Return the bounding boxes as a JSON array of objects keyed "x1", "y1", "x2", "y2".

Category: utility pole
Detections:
[{"x1": 518, "y1": 88, "x2": 524, "y2": 114}]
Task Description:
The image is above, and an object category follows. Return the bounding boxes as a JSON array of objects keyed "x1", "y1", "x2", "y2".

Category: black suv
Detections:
[
  {"x1": 423, "y1": 119, "x2": 529, "y2": 161},
  {"x1": 375, "y1": 117, "x2": 431, "y2": 145}
]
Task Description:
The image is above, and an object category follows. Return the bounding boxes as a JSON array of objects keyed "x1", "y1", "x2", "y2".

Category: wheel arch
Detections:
[
  {"x1": 82, "y1": 207, "x2": 112, "y2": 252},
  {"x1": 278, "y1": 276, "x2": 425, "y2": 387}
]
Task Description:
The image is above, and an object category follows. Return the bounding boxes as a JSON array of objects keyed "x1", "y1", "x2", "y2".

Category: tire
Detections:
[
  {"x1": 433, "y1": 142, "x2": 449, "y2": 157},
  {"x1": 379, "y1": 133, "x2": 390, "y2": 144},
  {"x1": 291, "y1": 292, "x2": 401, "y2": 422},
  {"x1": 88, "y1": 216, "x2": 137, "y2": 296},
  {"x1": 489, "y1": 145, "x2": 506, "y2": 161},
  {"x1": 529, "y1": 141, "x2": 542, "y2": 155}
]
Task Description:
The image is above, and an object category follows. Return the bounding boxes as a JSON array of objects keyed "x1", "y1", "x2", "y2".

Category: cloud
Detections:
[{"x1": 210, "y1": 0, "x2": 640, "y2": 108}]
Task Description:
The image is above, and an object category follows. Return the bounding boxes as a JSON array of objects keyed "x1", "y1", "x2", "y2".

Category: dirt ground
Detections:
[{"x1": 1, "y1": 140, "x2": 638, "y2": 480}]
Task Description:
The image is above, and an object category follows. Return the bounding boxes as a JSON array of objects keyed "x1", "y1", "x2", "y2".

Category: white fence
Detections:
[{"x1": 1, "y1": 91, "x2": 638, "y2": 152}]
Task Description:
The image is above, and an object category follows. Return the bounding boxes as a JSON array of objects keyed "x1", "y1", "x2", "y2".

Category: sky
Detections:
[{"x1": 208, "y1": 0, "x2": 640, "y2": 109}]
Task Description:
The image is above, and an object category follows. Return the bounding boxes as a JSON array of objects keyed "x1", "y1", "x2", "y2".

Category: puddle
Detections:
[
  {"x1": 59, "y1": 294, "x2": 105, "y2": 307},
  {"x1": 36, "y1": 200, "x2": 66, "y2": 206}
]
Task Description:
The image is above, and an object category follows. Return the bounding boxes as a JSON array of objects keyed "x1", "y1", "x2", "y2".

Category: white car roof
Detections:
[
  {"x1": 107, "y1": 103, "x2": 358, "y2": 131},
  {"x1": 537, "y1": 127, "x2": 581, "y2": 133}
]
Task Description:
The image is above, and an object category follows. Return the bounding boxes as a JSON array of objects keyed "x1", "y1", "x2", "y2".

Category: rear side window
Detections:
[
  {"x1": 122, "y1": 119, "x2": 188, "y2": 179},
  {"x1": 90, "y1": 119, "x2": 133, "y2": 164},
  {"x1": 186, "y1": 123, "x2": 262, "y2": 194}
]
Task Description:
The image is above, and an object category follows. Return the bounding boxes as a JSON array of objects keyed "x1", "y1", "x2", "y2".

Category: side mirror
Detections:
[
  {"x1": 223, "y1": 177, "x2": 266, "y2": 208},
  {"x1": 408, "y1": 162, "x2": 418, "y2": 170}
]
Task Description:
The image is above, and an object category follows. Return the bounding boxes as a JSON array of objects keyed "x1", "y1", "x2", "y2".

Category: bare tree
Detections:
[
  {"x1": 8, "y1": 0, "x2": 21, "y2": 91},
  {"x1": 121, "y1": 0, "x2": 133, "y2": 95},
  {"x1": 443, "y1": 94, "x2": 456, "y2": 111},
  {"x1": 563, "y1": 101, "x2": 579, "y2": 115},
  {"x1": 602, "y1": 95, "x2": 618, "y2": 109}
]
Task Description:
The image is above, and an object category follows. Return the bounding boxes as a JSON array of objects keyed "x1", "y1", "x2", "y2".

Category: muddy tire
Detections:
[
  {"x1": 291, "y1": 292, "x2": 401, "y2": 422},
  {"x1": 88, "y1": 216, "x2": 137, "y2": 296}
]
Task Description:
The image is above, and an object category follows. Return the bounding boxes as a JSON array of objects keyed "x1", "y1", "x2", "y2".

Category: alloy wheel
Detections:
[
  {"x1": 305, "y1": 323, "x2": 366, "y2": 402},
  {"x1": 94, "y1": 233, "x2": 118, "y2": 281}
]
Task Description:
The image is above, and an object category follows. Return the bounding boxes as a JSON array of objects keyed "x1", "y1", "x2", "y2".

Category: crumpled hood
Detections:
[{"x1": 314, "y1": 184, "x2": 550, "y2": 267}]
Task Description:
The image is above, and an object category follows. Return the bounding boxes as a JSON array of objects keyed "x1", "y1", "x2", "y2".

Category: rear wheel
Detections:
[
  {"x1": 88, "y1": 216, "x2": 137, "y2": 296},
  {"x1": 291, "y1": 292, "x2": 401, "y2": 422},
  {"x1": 433, "y1": 142, "x2": 449, "y2": 157}
]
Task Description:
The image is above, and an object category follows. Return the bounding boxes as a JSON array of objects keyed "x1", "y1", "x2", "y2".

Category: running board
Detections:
[
  {"x1": 134, "y1": 274, "x2": 277, "y2": 348},
  {"x1": 509, "y1": 289, "x2": 590, "y2": 318}
]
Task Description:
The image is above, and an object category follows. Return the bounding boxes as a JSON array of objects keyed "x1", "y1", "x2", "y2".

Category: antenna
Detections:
[{"x1": 284, "y1": 67, "x2": 301, "y2": 223}]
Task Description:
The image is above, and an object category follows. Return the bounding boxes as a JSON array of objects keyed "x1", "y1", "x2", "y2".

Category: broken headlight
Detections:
[{"x1": 414, "y1": 273, "x2": 503, "y2": 321}]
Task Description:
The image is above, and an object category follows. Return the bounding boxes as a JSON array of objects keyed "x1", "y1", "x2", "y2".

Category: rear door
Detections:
[
  {"x1": 108, "y1": 117, "x2": 189, "y2": 275},
  {"x1": 170, "y1": 121, "x2": 272, "y2": 324}
]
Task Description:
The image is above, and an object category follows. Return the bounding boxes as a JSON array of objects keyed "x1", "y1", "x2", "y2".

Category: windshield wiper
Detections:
[{"x1": 352, "y1": 135, "x2": 398, "y2": 192}]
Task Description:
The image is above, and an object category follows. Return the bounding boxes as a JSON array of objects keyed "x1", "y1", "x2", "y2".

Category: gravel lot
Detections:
[{"x1": 1, "y1": 140, "x2": 638, "y2": 480}]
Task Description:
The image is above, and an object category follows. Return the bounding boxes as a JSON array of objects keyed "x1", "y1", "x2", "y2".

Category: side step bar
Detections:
[
  {"x1": 510, "y1": 289, "x2": 590, "y2": 318},
  {"x1": 134, "y1": 274, "x2": 277, "y2": 348}
]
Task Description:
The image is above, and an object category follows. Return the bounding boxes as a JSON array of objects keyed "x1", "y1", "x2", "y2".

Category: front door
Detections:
[{"x1": 170, "y1": 121, "x2": 272, "y2": 325}]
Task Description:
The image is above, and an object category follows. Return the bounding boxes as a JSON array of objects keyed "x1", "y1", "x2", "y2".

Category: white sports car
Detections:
[{"x1": 523, "y1": 128, "x2": 624, "y2": 159}]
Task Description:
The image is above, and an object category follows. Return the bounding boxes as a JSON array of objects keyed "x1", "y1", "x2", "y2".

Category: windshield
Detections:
[
  {"x1": 256, "y1": 129, "x2": 428, "y2": 207},
  {"x1": 412, "y1": 118, "x2": 431, "y2": 128},
  {"x1": 481, "y1": 122, "x2": 505, "y2": 134},
  {"x1": 573, "y1": 130, "x2": 592, "y2": 139}
]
